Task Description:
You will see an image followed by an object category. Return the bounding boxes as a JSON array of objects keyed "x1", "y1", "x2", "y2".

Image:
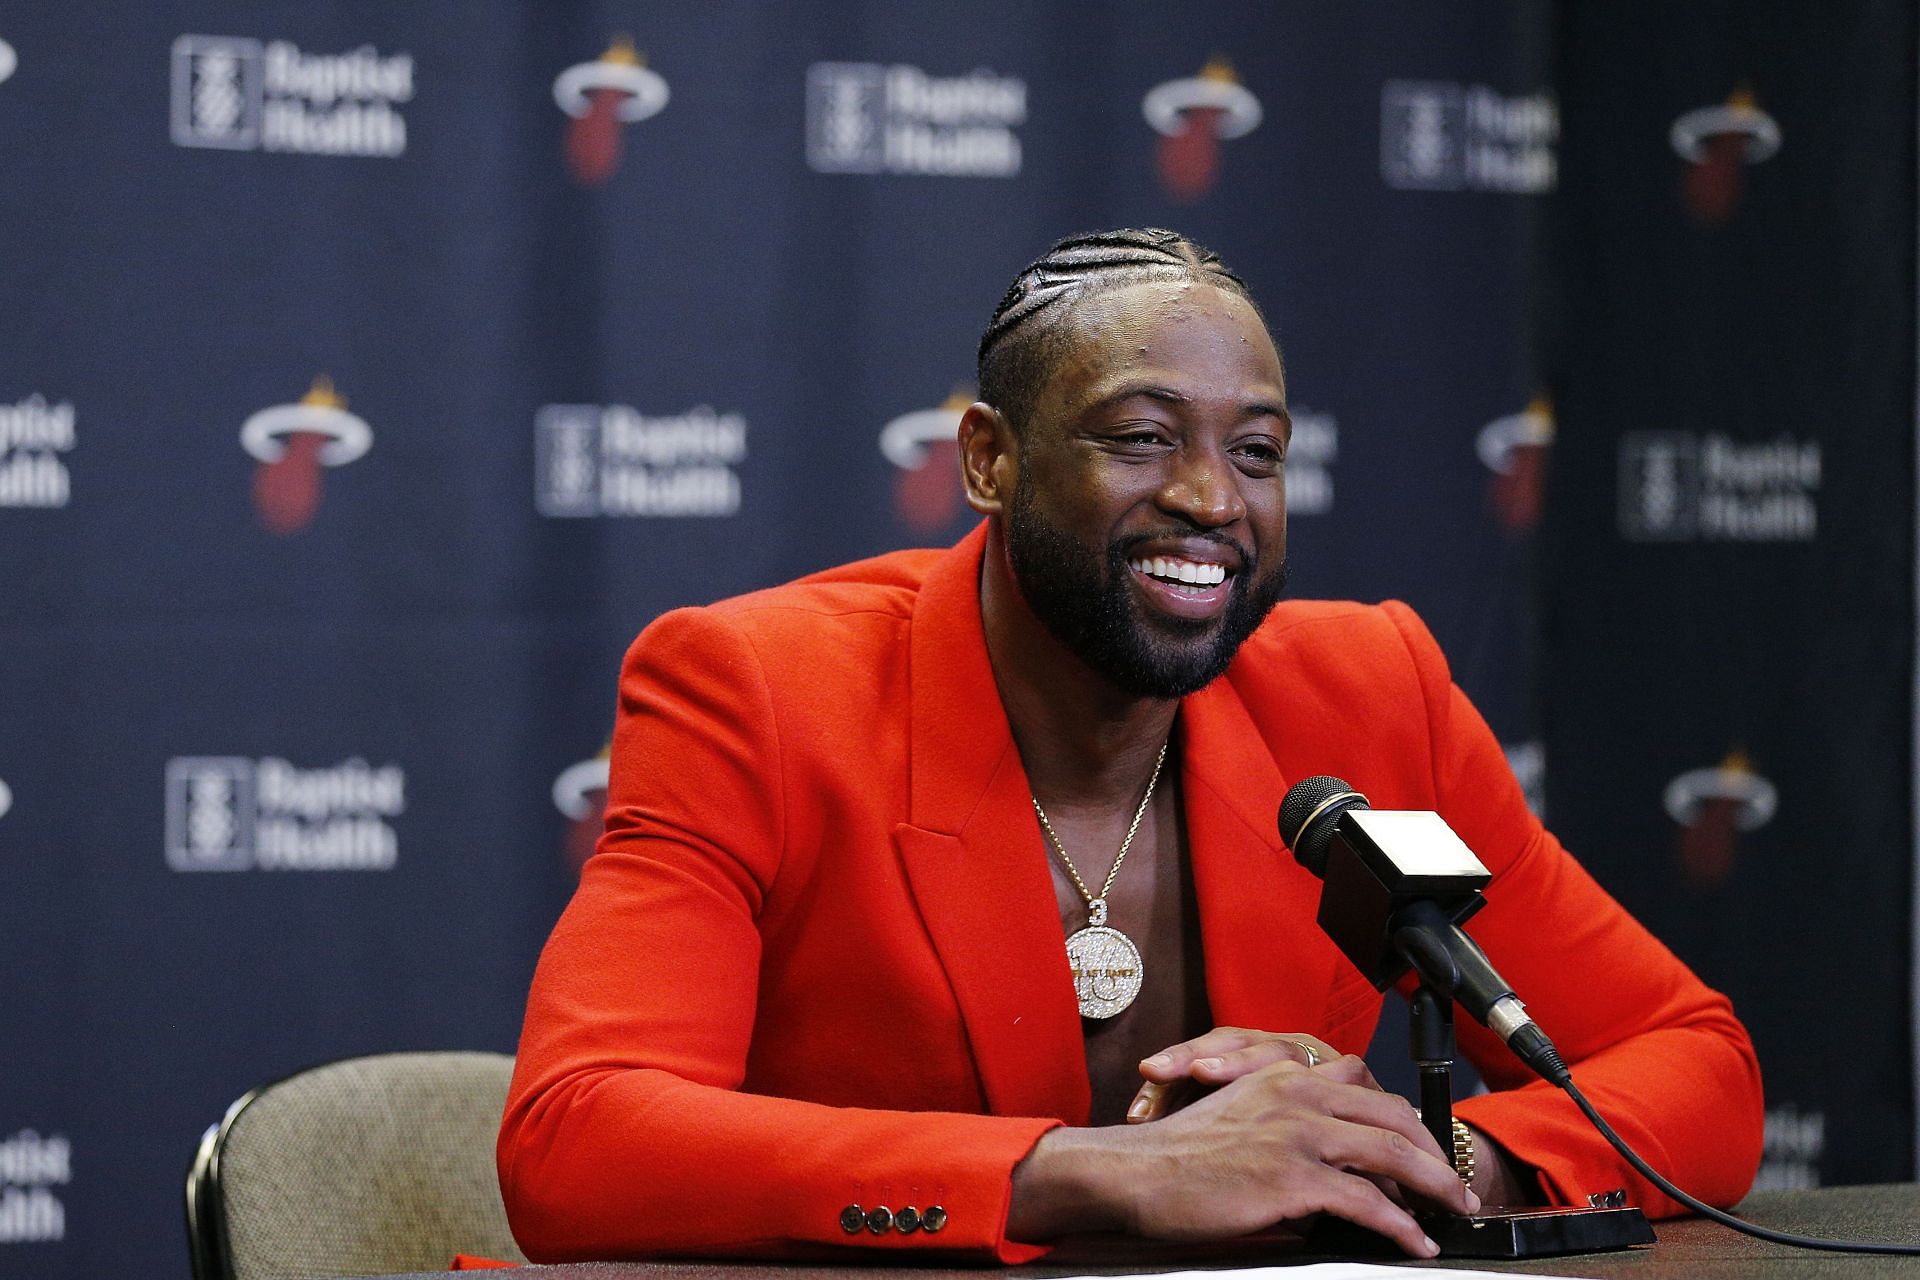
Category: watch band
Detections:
[{"x1": 1450, "y1": 1117, "x2": 1477, "y2": 1187}]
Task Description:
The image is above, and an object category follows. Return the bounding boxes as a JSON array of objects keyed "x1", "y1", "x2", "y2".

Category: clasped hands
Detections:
[{"x1": 1008, "y1": 1027, "x2": 1479, "y2": 1258}]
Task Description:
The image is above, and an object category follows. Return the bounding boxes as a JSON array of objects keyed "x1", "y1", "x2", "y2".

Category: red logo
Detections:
[
  {"x1": 1670, "y1": 88, "x2": 1779, "y2": 227},
  {"x1": 240, "y1": 376, "x2": 371, "y2": 535},
  {"x1": 880, "y1": 391, "x2": 970, "y2": 534},
  {"x1": 1142, "y1": 58, "x2": 1262, "y2": 202},
  {"x1": 1476, "y1": 396, "x2": 1554, "y2": 535},
  {"x1": 1664, "y1": 749, "x2": 1777, "y2": 889},
  {"x1": 553, "y1": 36, "x2": 669, "y2": 187},
  {"x1": 552, "y1": 745, "x2": 610, "y2": 871}
]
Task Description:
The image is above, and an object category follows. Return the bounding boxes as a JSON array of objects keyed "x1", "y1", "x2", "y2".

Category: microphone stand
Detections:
[
  {"x1": 1400, "y1": 981, "x2": 1654, "y2": 1259},
  {"x1": 1410, "y1": 983, "x2": 1457, "y2": 1158}
]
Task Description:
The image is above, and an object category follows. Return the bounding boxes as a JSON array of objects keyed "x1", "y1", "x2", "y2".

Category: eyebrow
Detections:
[{"x1": 1090, "y1": 382, "x2": 1289, "y2": 420}]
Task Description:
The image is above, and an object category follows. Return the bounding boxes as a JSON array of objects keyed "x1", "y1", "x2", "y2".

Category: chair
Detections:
[{"x1": 186, "y1": 1051, "x2": 528, "y2": 1280}]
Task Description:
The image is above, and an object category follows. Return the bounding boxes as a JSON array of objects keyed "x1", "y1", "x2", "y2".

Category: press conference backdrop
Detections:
[{"x1": 0, "y1": 3, "x2": 1908, "y2": 1276}]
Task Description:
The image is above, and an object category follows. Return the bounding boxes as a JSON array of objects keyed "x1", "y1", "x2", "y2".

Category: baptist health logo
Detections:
[
  {"x1": 807, "y1": 63, "x2": 1025, "y2": 177},
  {"x1": 1284, "y1": 408, "x2": 1337, "y2": 517},
  {"x1": 1619, "y1": 432, "x2": 1819, "y2": 543},
  {"x1": 171, "y1": 36, "x2": 412, "y2": 157},
  {"x1": 0, "y1": 1130, "x2": 69, "y2": 1244},
  {"x1": 536, "y1": 403, "x2": 746, "y2": 518},
  {"x1": 0, "y1": 394, "x2": 76, "y2": 508},
  {"x1": 166, "y1": 756, "x2": 404, "y2": 872},
  {"x1": 1756, "y1": 1104, "x2": 1824, "y2": 1191},
  {"x1": 1381, "y1": 81, "x2": 1556, "y2": 193}
]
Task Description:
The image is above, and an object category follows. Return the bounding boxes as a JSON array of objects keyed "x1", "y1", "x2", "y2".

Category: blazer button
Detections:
[
  {"x1": 865, "y1": 1205, "x2": 893, "y2": 1234},
  {"x1": 894, "y1": 1206, "x2": 921, "y2": 1234},
  {"x1": 839, "y1": 1204, "x2": 864, "y2": 1234},
  {"x1": 921, "y1": 1205, "x2": 948, "y2": 1233}
]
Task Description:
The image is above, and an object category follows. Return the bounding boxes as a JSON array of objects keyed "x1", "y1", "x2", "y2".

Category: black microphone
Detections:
[{"x1": 1279, "y1": 775, "x2": 1569, "y2": 1084}]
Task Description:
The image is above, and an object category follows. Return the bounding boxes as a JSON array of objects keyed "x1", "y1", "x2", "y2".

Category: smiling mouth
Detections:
[{"x1": 1127, "y1": 555, "x2": 1233, "y2": 595}]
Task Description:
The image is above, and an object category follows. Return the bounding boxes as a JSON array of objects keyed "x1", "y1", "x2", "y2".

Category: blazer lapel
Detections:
[
  {"x1": 1180, "y1": 678, "x2": 1344, "y2": 1034},
  {"x1": 892, "y1": 527, "x2": 1090, "y2": 1124}
]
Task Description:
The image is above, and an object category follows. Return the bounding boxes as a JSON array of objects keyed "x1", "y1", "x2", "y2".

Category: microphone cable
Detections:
[{"x1": 1532, "y1": 1039, "x2": 1920, "y2": 1256}]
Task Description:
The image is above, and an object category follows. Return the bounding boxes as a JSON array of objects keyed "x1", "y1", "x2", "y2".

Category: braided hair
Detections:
[{"x1": 976, "y1": 228, "x2": 1262, "y2": 433}]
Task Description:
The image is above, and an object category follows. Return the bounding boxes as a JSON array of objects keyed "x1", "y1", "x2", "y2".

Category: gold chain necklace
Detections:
[{"x1": 1031, "y1": 741, "x2": 1168, "y2": 1019}]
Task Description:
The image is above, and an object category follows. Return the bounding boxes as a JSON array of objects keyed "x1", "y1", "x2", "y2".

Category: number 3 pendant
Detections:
[{"x1": 1064, "y1": 899, "x2": 1143, "y2": 1019}]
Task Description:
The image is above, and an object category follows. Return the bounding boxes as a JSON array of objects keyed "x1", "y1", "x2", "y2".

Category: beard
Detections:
[{"x1": 1004, "y1": 470, "x2": 1290, "y2": 699}]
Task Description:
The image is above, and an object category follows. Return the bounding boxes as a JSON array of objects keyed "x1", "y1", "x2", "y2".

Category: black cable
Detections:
[{"x1": 1561, "y1": 1073, "x2": 1920, "y2": 1256}]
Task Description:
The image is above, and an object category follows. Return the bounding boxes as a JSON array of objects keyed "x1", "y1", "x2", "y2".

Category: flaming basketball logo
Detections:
[
  {"x1": 553, "y1": 36, "x2": 669, "y2": 187},
  {"x1": 240, "y1": 377, "x2": 372, "y2": 535},
  {"x1": 1664, "y1": 749, "x2": 1777, "y2": 889},
  {"x1": 1142, "y1": 57, "x2": 1262, "y2": 202},
  {"x1": 1476, "y1": 396, "x2": 1555, "y2": 535},
  {"x1": 880, "y1": 390, "x2": 970, "y2": 534},
  {"x1": 552, "y1": 744, "x2": 611, "y2": 871},
  {"x1": 1670, "y1": 87, "x2": 1780, "y2": 227}
]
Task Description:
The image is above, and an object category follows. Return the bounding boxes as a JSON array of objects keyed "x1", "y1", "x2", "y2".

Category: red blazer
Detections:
[{"x1": 500, "y1": 525, "x2": 1762, "y2": 1263}]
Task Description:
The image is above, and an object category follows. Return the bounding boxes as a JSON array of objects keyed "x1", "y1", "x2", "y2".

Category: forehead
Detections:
[{"x1": 1036, "y1": 279, "x2": 1284, "y2": 416}]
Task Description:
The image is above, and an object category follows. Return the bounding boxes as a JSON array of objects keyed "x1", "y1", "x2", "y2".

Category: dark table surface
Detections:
[{"x1": 377, "y1": 1184, "x2": 1920, "y2": 1280}]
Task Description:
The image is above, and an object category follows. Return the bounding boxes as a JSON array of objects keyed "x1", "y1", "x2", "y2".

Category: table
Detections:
[{"x1": 373, "y1": 1185, "x2": 1920, "y2": 1280}]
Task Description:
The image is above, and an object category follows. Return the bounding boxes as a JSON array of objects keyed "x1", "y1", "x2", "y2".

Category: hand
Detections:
[
  {"x1": 1463, "y1": 1124, "x2": 1542, "y2": 1209},
  {"x1": 1128, "y1": 1026, "x2": 1344, "y2": 1122},
  {"x1": 1009, "y1": 1055, "x2": 1480, "y2": 1257}
]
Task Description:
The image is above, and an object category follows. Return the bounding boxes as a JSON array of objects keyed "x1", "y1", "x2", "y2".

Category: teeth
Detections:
[{"x1": 1129, "y1": 557, "x2": 1229, "y2": 586}]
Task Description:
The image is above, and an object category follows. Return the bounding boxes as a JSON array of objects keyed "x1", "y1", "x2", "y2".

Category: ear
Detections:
[{"x1": 959, "y1": 402, "x2": 1017, "y2": 516}]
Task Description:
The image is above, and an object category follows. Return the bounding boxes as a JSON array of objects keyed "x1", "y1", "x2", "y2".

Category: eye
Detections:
[
  {"x1": 1103, "y1": 424, "x2": 1173, "y2": 453},
  {"x1": 1231, "y1": 436, "x2": 1286, "y2": 476}
]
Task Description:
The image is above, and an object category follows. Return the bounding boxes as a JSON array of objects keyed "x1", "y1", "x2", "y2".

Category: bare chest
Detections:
[{"x1": 1040, "y1": 785, "x2": 1210, "y2": 1126}]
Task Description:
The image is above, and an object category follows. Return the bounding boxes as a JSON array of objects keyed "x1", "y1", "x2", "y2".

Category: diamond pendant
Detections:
[{"x1": 1064, "y1": 898, "x2": 1143, "y2": 1019}]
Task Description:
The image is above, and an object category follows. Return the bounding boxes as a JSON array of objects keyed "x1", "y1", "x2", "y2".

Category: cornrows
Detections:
[{"x1": 976, "y1": 229, "x2": 1258, "y2": 431}]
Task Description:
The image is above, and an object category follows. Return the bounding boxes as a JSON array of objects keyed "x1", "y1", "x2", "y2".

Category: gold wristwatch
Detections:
[{"x1": 1450, "y1": 1118, "x2": 1477, "y2": 1187}]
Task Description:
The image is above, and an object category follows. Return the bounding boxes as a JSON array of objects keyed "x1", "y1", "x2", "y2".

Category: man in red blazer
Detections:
[{"x1": 500, "y1": 229, "x2": 1762, "y2": 1263}]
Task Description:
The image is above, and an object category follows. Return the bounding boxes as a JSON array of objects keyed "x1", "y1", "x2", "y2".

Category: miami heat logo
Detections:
[
  {"x1": 552, "y1": 745, "x2": 611, "y2": 871},
  {"x1": 240, "y1": 377, "x2": 371, "y2": 535},
  {"x1": 1142, "y1": 57, "x2": 1262, "y2": 203},
  {"x1": 1476, "y1": 396, "x2": 1554, "y2": 535},
  {"x1": 1663, "y1": 749, "x2": 1777, "y2": 889},
  {"x1": 553, "y1": 36, "x2": 669, "y2": 187},
  {"x1": 1670, "y1": 88, "x2": 1780, "y2": 227},
  {"x1": 880, "y1": 391, "x2": 970, "y2": 534}
]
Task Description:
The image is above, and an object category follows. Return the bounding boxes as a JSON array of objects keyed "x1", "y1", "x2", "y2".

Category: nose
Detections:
[{"x1": 1155, "y1": 445, "x2": 1247, "y2": 528}]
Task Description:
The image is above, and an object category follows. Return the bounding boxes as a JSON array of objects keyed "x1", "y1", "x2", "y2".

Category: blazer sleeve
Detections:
[
  {"x1": 498, "y1": 608, "x2": 1060, "y2": 1263},
  {"x1": 1380, "y1": 601, "x2": 1764, "y2": 1216}
]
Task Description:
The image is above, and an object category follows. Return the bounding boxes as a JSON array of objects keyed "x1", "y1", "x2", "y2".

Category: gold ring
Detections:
[{"x1": 1292, "y1": 1039, "x2": 1321, "y2": 1067}]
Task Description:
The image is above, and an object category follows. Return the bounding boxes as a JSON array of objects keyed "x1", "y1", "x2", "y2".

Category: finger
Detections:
[
  {"x1": 1126, "y1": 1077, "x2": 1187, "y2": 1123},
  {"x1": 1303, "y1": 1050, "x2": 1384, "y2": 1092},
  {"x1": 1138, "y1": 1027, "x2": 1271, "y2": 1081},
  {"x1": 1360, "y1": 1169, "x2": 1409, "y2": 1210},
  {"x1": 1188, "y1": 1038, "x2": 1328, "y2": 1084},
  {"x1": 1321, "y1": 1082, "x2": 1453, "y2": 1165},
  {"x1": 1306, "y1": 1171, "x2": 1439, "y2": 1258},
  {"x1": 1321, "y1": 1116, "x2": 1479, "y2": 1217}
]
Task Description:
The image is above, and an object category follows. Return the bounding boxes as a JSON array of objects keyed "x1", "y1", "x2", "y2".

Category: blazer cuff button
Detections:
[
  {"x1": 865, "y1": 1205, "x2": 894, "y2": 1234},
  {"x1": 920, "y1": 1205, "x2": 948, "y2": 1233},
  {"x1": 839, "y1": 1204, "x2": 864, "y2": 1234},
  {"x1": 894, "y1": 1206, "x2": 921, "y2": 1234}
]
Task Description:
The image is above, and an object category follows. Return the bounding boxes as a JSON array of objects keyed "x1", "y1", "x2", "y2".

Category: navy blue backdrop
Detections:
[{"x1": 0, "y1": 4, "x2": 1907, "y2": 1275}]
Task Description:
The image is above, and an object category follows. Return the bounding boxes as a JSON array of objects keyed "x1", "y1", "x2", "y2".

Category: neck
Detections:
[{"x1": 979, "y1": 521, "x2": 1179, "y2": 809}]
